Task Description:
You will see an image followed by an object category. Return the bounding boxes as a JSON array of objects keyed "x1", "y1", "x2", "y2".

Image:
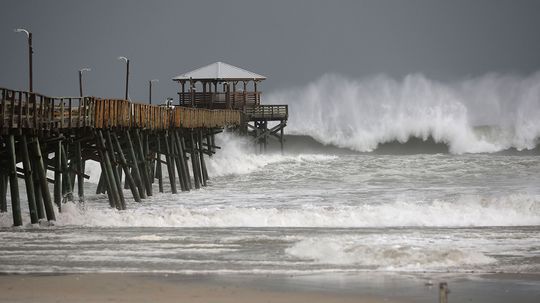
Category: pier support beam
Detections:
[
  {"x1": 163, "y1": 131, "x2": 177, "y2": 194},
  {"x1": 31, "y1": 138, "x2": 55, "y2": 222},
  {"x1": 21, "y1": 135, "x2": 39, "y2": 224},
  {"x1": 112, "y1": 132, "x2": 141, "y2": 202},
  {"x1": 126, "y1": 131, "x2": 146, "y2": 199},
  {"x1": 0, "y1": 174, "x2": 7, "y2": 213},
  {"x1": 75, "y1": 142, "x2": 84, "y2": 201},
  {"x1": 8, "y1": 135, "x2": 22, "y2": 226}
]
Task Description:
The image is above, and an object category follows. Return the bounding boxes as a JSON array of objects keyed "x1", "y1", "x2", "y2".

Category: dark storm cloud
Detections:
[{"x1": 1, "y1": 0, "x2": 539, "y2": 103}]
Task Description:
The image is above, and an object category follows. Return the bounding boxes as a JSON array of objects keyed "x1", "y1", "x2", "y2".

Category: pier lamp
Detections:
[
  {"x1": 149, "y1": 79, "x2": 159, "y2": 104},
  {"x1": 14, "y1": 28, "x2": 33, "y2": 92},
  {"x1": 117, "y1": 56, "x2": 130, "y2": 100},
  {"x1": 78, "y1": 67, "x2": 91, "y2": 97}
]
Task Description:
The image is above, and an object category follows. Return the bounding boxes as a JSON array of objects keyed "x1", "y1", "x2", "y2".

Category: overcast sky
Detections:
[{"x1": 1, "y1": 0, "x2": 539, "y2": 103}]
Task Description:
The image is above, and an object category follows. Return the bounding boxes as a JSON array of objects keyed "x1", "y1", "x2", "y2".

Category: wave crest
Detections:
[{"x1": 268, "y1": 73, "x2": 540, "y2": 154}]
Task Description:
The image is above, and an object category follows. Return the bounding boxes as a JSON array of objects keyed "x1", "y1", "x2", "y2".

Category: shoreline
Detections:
[{"x1": 0, "y1": 272, "x2": 538, "y2": 303}]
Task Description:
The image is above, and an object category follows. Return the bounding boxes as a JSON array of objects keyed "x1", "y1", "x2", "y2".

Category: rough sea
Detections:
[{"x1": 1, "y1": 72, "x2": 540, "y2": 275}]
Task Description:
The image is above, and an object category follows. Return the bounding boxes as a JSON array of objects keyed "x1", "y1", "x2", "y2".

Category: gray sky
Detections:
[{"x1": 1, "y1": 0, "x2": 539, "y2": 103}]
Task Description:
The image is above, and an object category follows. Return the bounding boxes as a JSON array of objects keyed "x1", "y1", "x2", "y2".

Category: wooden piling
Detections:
[
  {"x1": 0, "y1": 174, "x2": 7, "y2": 213},
  {"x1": 30, "y1": 155, "x2": 45, "y2": 220},
  {"x1": 198, "y1": 130, "x2": 208, "y2": 186},
  {"x1": 134, "y1": 130, "x2": 152, "y2": 197},
  {"x1": 174, "y1": 131, "x2": 190, "y2": 191},
  {"x1": 112, "y1": 132, "x2": 141, "y2": 202},
  {"x1": 75, "y1": 142, "x2": 84, "y2": 201},
  {"x1": 7, "y1": 135, "x2": 22, "y2": 226},
  {"x1": 54, "y1": 141, "x2": 62, "y2": 210},
  {"x1": 125, "y1": 131, "x2": 146, "y2": 199},
  {"x1": 190, "y1": 131, "x2": 201, "y2": 189},
  {"x1": 31, "y1": 138, "x2": 56, "y2": 221},
  {"x1": 60, "y1": 144, "x2": 74, "y2": 202},
  {"x1": 180, "y1": 134, "x2": 192, "y2": 190},
  {"x1": 96, "y1": 130, "x2": 121, "y2": 210},
  {"x1": 105, "y1": 130, "x2": 126, "y2": 210},
  {"x1": 163, "y1": 132, "x2": 177, "y2": 194},
  {"x1": 156, "y1": 135, "x2": 164, "y2": 193},
  {"x1": 21, "y1": 135, "x2": 39, "y2": 224}
]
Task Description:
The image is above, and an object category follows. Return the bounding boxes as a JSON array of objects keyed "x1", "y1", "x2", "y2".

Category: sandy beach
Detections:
[{"x1": 1, "y1": 272, "x2": 539, "y2": 303}]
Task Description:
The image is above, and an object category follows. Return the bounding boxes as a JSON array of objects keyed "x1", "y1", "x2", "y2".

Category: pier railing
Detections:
[
  {"x1": 178, "y1": 91, "x2": 261, "y2": 109},
  {"x1": 243, "y1": 105, "x2": 288, "y2": 120},
  {"x1": 0, "y1": 87, "x2": 242, "y2": 133}
]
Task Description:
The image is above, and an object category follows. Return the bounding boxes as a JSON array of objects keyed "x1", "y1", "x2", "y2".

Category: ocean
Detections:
[{"x1": 1, "y1": 72, "x2": 539, "y2": 277}]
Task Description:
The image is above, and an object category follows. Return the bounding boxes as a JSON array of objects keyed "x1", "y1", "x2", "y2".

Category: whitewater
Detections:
[{"x1": 1, "y1": 73, "x2": 540, "y2": 275}]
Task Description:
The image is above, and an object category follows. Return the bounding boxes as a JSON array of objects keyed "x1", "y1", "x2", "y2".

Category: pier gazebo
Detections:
[{"x1": 173, "y1": 61, "x2": 265, "y2": 110}]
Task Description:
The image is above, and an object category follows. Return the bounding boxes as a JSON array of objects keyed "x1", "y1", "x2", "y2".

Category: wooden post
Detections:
[
  {"x1": 280, "y1": 122, "x2": 284, "y2": 155},
  {"x1": 96, "y1": 172, "x2": 106, "y2": 194},
  {"x1": 174, "y1": 131, "x2": 190, "y2": 191},
  {"x1": 169, "y1": 130, "x2": 183, "y2": 191},
  {"x1": 31, "y1": 155, "x2": 45, "y2": 219},
  {"x1": 8, "y1": 134, "x2": 23, "y2": 226},
  {"x1": 54, "y1": 141, "x2": 62, "y2": 210},
  {"x1": 180, "y1": 134, "x2": 192, "y2": 189},
  {"x1": 76, "y1": 142, "x2": 84, "y2": 201},
  {"x1": 60, "y1": 144, "x2": 74, "y2": 202},
  {"x1": 439, "y1": 282, "x2": 449, "y2": 303},
  {"x1": 104, "y1": 130, "x2": 126, "y2": 210},
  {"x1": 0, "y1": 174, "x2": 7, "y2": 213},
  {"x1": 31, "y1": 138, "x2": 56, "y2": 221},
  {"x1": 156, "y1": 134, "x2": 164, "y2": 193},
  {"x1": 163, "y1": 131, "x2": 177, "y2": 194},
  {"x1": 112, "y1": 132, "x2": 141, "y2": 202},
  {"x1": 134, "y1": 130, "x2": 152, "y2": 196},
  {"x1": 198, "y1": 130, "x2": 208, "y2": 186},
  {"x1": 126, "y1": 131, "x2": 146, "y2": 199},
  {"x1": 190, "y1": 131, "x2": 201, "y2": 189},
  {"x1": 21, "y1": 135, "x2": 39, "y2": 224},
  {"x1": 96, "y1": 130, "x2": 121, "y2": 210}
]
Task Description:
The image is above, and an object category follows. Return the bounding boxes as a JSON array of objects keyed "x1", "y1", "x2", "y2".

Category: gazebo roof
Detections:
[{"x1": 172, "y1": 61, "x2": 266, "y2": 81}]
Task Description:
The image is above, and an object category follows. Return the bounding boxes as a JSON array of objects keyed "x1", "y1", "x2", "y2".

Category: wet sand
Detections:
[{"x1": 0, "y1": 272, "x2": 538, "y2": 303}]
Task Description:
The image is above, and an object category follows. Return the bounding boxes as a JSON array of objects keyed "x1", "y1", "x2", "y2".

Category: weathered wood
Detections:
[
  {"x1": 31, "y1": 138, "x2": 56, "y2": 221},
  {"x1": 96, "y1": 130, "x2": 121, "y2": 210},
  {"x1": 163, "y1": 131, "x2": 177, "y2": 194},
  {"x1": 54, "y1": 141, "x2": 62, "y2": 210},
  {"x1": 156, "y1": 135, "x2": 164, "y2": 193},
  {"x1": 125, "y1": 131, "x2": 146, "y2": 199},
  {"x1": 190, "y1": 131, "x2": 201, "y2": 189},
  {"x1": 112, "y1": 131, "x2": 141, "y2": 202},
  {"x1": 31, "y1": 154, "x2": 45, "y2": 219},
  {"x1": 198, "y1": 130, "x2": 208, "y2": 185},
  {"x1": 8, "y1": 135, "x2": 22, "y2": 226},
  {"x1": 134, "y1": 130, "x2": 152, "y2": 196},
  {"x1": 21, "y1": 135, "x2": 39, "y2": 224},
  {"x1": 60, "y1": 144, "x2": 74, "y2": 202},
  {"x1": 105, "y1": 130, "x2": 126, "y2": 210},
  {"x1": 0, "y1": 174, "x2": 7, "y2": 213},
  {"x1": 76, "y1": 142, "x2": 84, "y2": 201},
  {"x1": 174, "y1": 131, "x2": 190, "y2": 191}
]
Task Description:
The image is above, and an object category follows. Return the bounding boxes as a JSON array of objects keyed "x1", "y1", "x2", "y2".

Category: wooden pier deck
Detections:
[{"x1": 0, "y1": 86, "x2": 247, "y2": 226}]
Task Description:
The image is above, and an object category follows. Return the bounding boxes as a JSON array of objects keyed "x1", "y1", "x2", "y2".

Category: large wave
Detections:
[{"x1": 267, "y1": 73, "x2": 540, "y2": 154}]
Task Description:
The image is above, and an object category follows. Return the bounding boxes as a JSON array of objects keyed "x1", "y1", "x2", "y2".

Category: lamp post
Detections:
[
  {"x1": 117, "y1": 56, "x2": 129, "y2": 100},
  {"x1": 78, "y1": 67, "x2": 91, "y2": 97},
  {"x1": 14, "y1": 28, "x2": 33, "y2": 92},
  {"x1": 149, "y1": 79, "x2": 158, "y2": 104}
]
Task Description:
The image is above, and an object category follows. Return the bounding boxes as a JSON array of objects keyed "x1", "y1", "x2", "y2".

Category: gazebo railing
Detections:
[{"x1": 178, "y1": 92, "x2": 261, "y2": 109}]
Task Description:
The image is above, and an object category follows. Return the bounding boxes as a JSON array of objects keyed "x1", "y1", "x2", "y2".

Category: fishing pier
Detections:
[{"x1": 0, "y1": 62, "x2": 288, "y2": 226}]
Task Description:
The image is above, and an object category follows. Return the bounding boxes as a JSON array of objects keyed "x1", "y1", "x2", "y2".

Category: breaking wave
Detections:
[
  {"x1": 267, "y1": 72, "x2": 540, "y2": 154},
  {"x1": 2, "y1": 193, "x2": 538, "y2": 228}
]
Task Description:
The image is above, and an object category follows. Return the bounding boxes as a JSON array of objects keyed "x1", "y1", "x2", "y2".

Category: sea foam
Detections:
[{"x1": 267, "y1": 72, "x2": 540, "y2": 154}]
